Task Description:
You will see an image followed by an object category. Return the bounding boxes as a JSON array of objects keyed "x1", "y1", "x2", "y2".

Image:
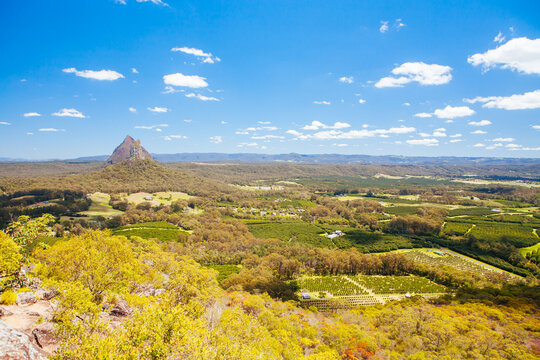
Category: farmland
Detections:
[{"x1": 112, "y1": 221, "x2": 189, "y2": 242}]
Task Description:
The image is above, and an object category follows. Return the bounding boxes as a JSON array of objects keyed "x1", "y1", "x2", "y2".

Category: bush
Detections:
[
  {"x1": 0, "y1": 289, "x2": 17, "y2": 305},
  {"x1": 0, "y1": 231, "x2": 22, "y2": 280}
]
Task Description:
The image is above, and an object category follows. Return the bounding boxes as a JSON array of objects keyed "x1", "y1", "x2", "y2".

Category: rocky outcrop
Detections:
[
  {"x1": 0, "y1": 321, "x2": 48, "y2": 360},
  {"x1": 16, "y1": 293, "x2": 37, "y2": 306},
  {"x1": 106, "y1": 135, "x2": 153, "y2": 165},
  {"x1": 31, "y1": 323, "x2": 56, "y2": 350},
  {"x1": 110, "y1": 299, "x2": 132, "y2": 317}
]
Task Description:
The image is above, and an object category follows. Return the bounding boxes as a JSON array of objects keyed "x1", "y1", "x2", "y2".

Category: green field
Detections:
[
  {"x1": 78, "y1": 192, "x2": 123, "y2": 218},
  {"x1": 354, "y1": 275, "x2": 446, "y2": 294},
  {"x1": 124, "y1": 191, "x2": 192, "y2": 206},
  {"x1": 205, "y1": 264, "x2": 242, "y2": 283},
  {"x1": 113, "y1": 221, "x2": 189, "y2": 242}
]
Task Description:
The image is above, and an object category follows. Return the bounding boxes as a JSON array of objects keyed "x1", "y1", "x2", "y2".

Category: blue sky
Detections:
[{"x1": 1, "y1": 0, "x2": 539, "y2": 159}]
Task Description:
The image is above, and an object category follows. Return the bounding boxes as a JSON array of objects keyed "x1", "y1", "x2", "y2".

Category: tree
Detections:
[
  {"x1": 6, "y1": 214, "x2": 55, "y2": 247},
  {"x1": 0, "y1": 231, "x2": 22, "y2": 282}
]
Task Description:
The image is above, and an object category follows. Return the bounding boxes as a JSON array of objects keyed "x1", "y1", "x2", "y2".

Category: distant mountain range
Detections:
[{"x1": 3, "y1": 152, "x2": 537, "y2": 165}]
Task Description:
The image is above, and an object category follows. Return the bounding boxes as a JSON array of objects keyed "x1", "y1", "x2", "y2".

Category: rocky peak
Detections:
[{"x1": 106, "y1": 135, "x2": 153, "y2": 165}]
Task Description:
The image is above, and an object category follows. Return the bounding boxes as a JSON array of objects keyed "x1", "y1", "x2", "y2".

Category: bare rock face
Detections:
[
  {"x1": 31, "y1": 323, "x2": 56, "y2": 350},
  {"x1": 0, "y1": 321, "x2": 48, "y2": 360},
  {"x1": 110, "y1": 299, "x2": 132, "y2": 317},
  {"x1": 16, "y1": 293, "x2": 37, "y2": 306},
  {"x1": 106, "y1": 135, "x2": 153, "y2": 165}
]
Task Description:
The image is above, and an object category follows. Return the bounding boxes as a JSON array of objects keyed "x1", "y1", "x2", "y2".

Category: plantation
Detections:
[
  {"x1": 354, "y1": 275, "x2": 446, "y2": 294},
  {"x1": 246, "y1": 220, "x2": 336, "y2": 247},
  {"x1": 112, "y1": 221, "x2": 188, "y2": 242},
  {"x1": 443, "y1": 221, "x2": 473, "y2": 236},
  {"x1": 296, "y1": 276, "x2": 366, "y2": 296},
  {"x1": 468, "y1": 223, "x2": 537, "y2": 247}
]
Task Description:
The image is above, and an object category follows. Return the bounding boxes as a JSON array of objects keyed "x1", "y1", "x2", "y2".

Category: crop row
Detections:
[{"x1": 354, "y1": 275, "x2": 446, "y2": 294}]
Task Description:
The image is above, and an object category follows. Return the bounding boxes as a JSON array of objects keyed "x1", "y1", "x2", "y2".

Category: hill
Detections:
[{"x1": 106, "y1": 135, "x2": 153, "y2": 165}]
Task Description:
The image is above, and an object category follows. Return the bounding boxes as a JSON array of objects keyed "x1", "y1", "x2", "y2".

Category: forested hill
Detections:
[{"x1": 0, "y1": 160, "x2": 236, "y2": 196}]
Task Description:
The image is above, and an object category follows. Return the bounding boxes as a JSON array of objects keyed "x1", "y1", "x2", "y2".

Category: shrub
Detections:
[{"x1": 0, "y1": 289, "x2": 17, "y2": 305}]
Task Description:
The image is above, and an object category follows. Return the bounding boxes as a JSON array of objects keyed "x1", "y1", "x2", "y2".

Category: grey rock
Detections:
[
  {"x1": 110, "y1": 299, "x2": 131, "y2": 317},
  {"x1": 16, "y1": 292, "x2": 37, "y2": 306},
  {"x1": 31, "y1": 323, "x2": 56, "y2": 349},
  {"x1": 0, "y1": 321, "x2": 48, "y2": 360}
]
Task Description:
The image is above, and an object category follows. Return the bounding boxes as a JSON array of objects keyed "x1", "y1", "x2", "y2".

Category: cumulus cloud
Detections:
[
  {"x1": 473, "y1": 143, "x2": 485, "y2": 147},
  {"x1": 358, "y1": 99, "x2": 366, "y2": 104},
  {"x1": 62, "y1": 68, "x2": 124, "y2": 81},
  {"x1": 39, "y1": 128, "x2": 65, "y2": 132},
  {"x1": 375, "y1": 62, "x2": 452, "y2": 88},
  {"x1": 52, "y1": 108, "x2": 87, "y2": 118},
  {"x1": 209, "y1": 136, "x2": 222, "y2": 144},
  {"x1": 163, "y1": 135, "x2": 186, "y2": 141},
  {"x1": 433, "y1": 105, "x2": 475, "y2": 119},
  {"x1": 494, "y1": 32, "x2": 505, "y2": 44},
  {"x1": 491, "y1": 137, "x2": 514, "y2": 142},
  {"x1": 464, "y1": 90, "x2": 540, "y2": 110},
  {"x1": 23, "y1": 112, "x2": 41, "y2": 117},
  {"x1": 467, "y1": 37, "x2": 540, "y2": 75},
  {"x1": 171, "y1": 46, "x2": 220, "y2": 63},
  {"x1": 290, "y1": 125, "x2": 415, "y2": 140},
  {"x1": 129, "y1": 107, "x2": 137, "y2": 113},
  {"x1": 147, "y1": 107, "x2": 169, "y2": 113},
  {"x1": 379, "y1": 21, "x2": 389, "y2": 33},
  {"x1": 449, "y1": 139, "x2": 463, "y2": 143},
  {"x1": 403, "y1": 102, "x2": 411, "y2": 106},
  {"x1": 406, "y1": 138, "x2": 438, "y2": 146},
  {"x1": 0, "y1": 122, "x2": 10, "y2": 125},
  {"x1": 449, "y1": 134, "x2": 462, "y2": 138},
  {"x1": 533, "y1": 125, "x2": 540, "y2": 130},
  {"x1": 185, "y1": 93, "x2": 219, "y2": 101},
  {"x1": 468, "y1": 120, "x2": 492, "y2": 126},
  {"x1": 339, "y1": 76, "x2": 354, "y2": 84},
  {"x1": 313, "y1": 100, "x2": 331, "y2": 105},
  {"x1": 135, "y1": 124, "x2": 168, "y2": 130},
  {"x1": 251, "y1": 135, "x2": 285, "y2": 140},
  {"x1": 237, "y1": 142, "x2": 258, "y2": 148},
  {"x1": 414, "y1": 112, "x2": 432, "y2": 118},
  {"x1": 163, "y1": 73, "x2": 208, "y2": 88},
  {"x1": 471, "y1": 130, "x2": 487, "y2": 134},
  {"x1": 131, "y1": 68, "x2": 138, "y2": 74},
  {"x1": 302, "y1": 121, "x2": 351, "y2": 130}
]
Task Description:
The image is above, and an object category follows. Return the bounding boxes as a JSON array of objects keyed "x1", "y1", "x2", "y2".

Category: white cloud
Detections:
[
  {"x1": 379, "y1": 21, "x2": 389, "y2": 33},
  {"x1": 375, "y1": 62, "x2": 452, "y2": 88},
  {"x1": 358, "y1": 99, "x2": 366, "y2": 104},
  {"x1": 237, "y1": 142, "x2": 258, "y2": 148},
  {"x1": 471, "y1": 130, "x2": 487, "y2": 134},
  {"x1": 163, "y1": 73, "x2": 208, "y2": 88},
  {"x1": 468, "y1": 120, "x2": 492, "y2": 126},
  {"x1": 414, "y1": 112, "x2": 432, "y2": 118},
  {"x1": 0, "y1": 122, "x2": 10, "y2": 125},
  {"x1": 162, "y1": 86, "x2": 181, "y2": 94},
  {"x1": 171, "y1": 46, "x2": 220, "y2": 64},
  {"x1": 494, "y1": 32, "x2": 505, "y2": 44},
  {"x1": 39, "y1": 128, "x2": 65, "y2": 132},
  {"x1": 313, "y1": 100, "x2": 331, "y2": 105},
  {"x1": 333, "y1": 143, "x2": 348, "y2": 147},
  {"x1": 129, "y1": 107, "x2": 137, "y2": 113},
  {"x1": 449, "y1": 133, "x2": 462, "y2": 138},
  {"x1": 135, "y1": 124, "x2": 168, "y2": 130},
  {"x1": 221, "y1": 121, "x2": 228, "y2": 125},
  {"x1": 26, "y1": 132, "x2": 34, "y2": 135},
  {"x1": 302, "y1": 121, "x2": 351, "y2": 130},
  {"x1": 532, "y1": 125, "x2": 540, "y2": 130},
  {"x1": 433, "y1": 105, "x2": 475, "y2": 119},
  {"x1": 23, "y1": 112, "x2": 41, "y2": 117},
  {"x1": 339, "y1": 76, "x2": 354, "y2": 84},
  {"x1": 251, "y1": 135, "x2": 285, "y2": 140},
  {"x1": 449, "y1": 139, "x2": 462, "y2": 143},
  {"x1": 52, "y1": 108, "x2": 87, "y2": 118},
  {"x1": 291, "y1": 125, "x2": 415, "y2": 141},
  {"x1": 505, "y1": 144, "x2": 521, "y2": 148},
  {"x1": 163, "y1": 135, "x2": 186, "y2": 141},
  {"x1": 237, "y1": 126, "x2": 278, "y2": 134},
  {"x1": 464, "y1": 90, "x2": 540, "y2": 110},
  {"x1": 184, "y1": 119, "x2": 192, "y2": 123},
  {"x1": 185, "y1": 93, "x2": 219, "y2": 101},
  {"x1": 258, "y1": 121, "x2": 271, "y2": 125},
  {"x1": 491, "y1": 137, "x2": 514, "y2": 142},
  {"x1": 135, "y1": 0, "x2": 168, "y2": 6},
  {"x1": 467, "y1": 37, "x2": 540, "y2": 75},
  {"x1": 473, "y1": 143, "x2": 485, "y2": 147},
  {"x1": 62, "y1": 68, "x2": 124, "y2": 81},
  {"x1": 131, "y1": 68, "x2": 138, "y2": 74},
  {"x1": 209, "y1": 136, "x2": 222, "y2": 144},
  {"x1": 403, "y1": 102, "x2": 411, "y2": 106},
  {"x1": 406, "y1": 138, "x2": 439, "y2": 146},
  {"x1": 147, "y1": 107, "x2": 169, "y2": 113}
]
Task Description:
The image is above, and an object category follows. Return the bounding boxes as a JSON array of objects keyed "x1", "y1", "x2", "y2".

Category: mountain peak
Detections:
[{"x1": 106, "y1": 135, "x2": 153, "y2": 165}]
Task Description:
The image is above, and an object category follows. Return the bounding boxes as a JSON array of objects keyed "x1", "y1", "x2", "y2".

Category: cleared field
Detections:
[
  {"x1": 78, "y1": 192, "x2": 123, "y2": 218},
  {"x1": 125, "y1": 191, "x2": 192, "y2": 206},
  {"x1": 519, "y1": 241, "x2": 540, "y2": 257}
]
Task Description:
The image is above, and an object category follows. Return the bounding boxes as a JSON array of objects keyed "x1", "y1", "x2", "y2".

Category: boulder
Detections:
[
  {"x1": 110, "y1": 299, "x2": 132, "y2": 317},
  {"x1": 16, "y1": 292, "x2": 37, "y2": 306},
  {"x1": 0, "y1": 321, "x2": 48, "y2": 360},
  {"x1": 31, "y1": 323, "x2": 56, "y2": 349},
  {"x1": 0, "y1": 307, "x2": 13, "y2": 317}
]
